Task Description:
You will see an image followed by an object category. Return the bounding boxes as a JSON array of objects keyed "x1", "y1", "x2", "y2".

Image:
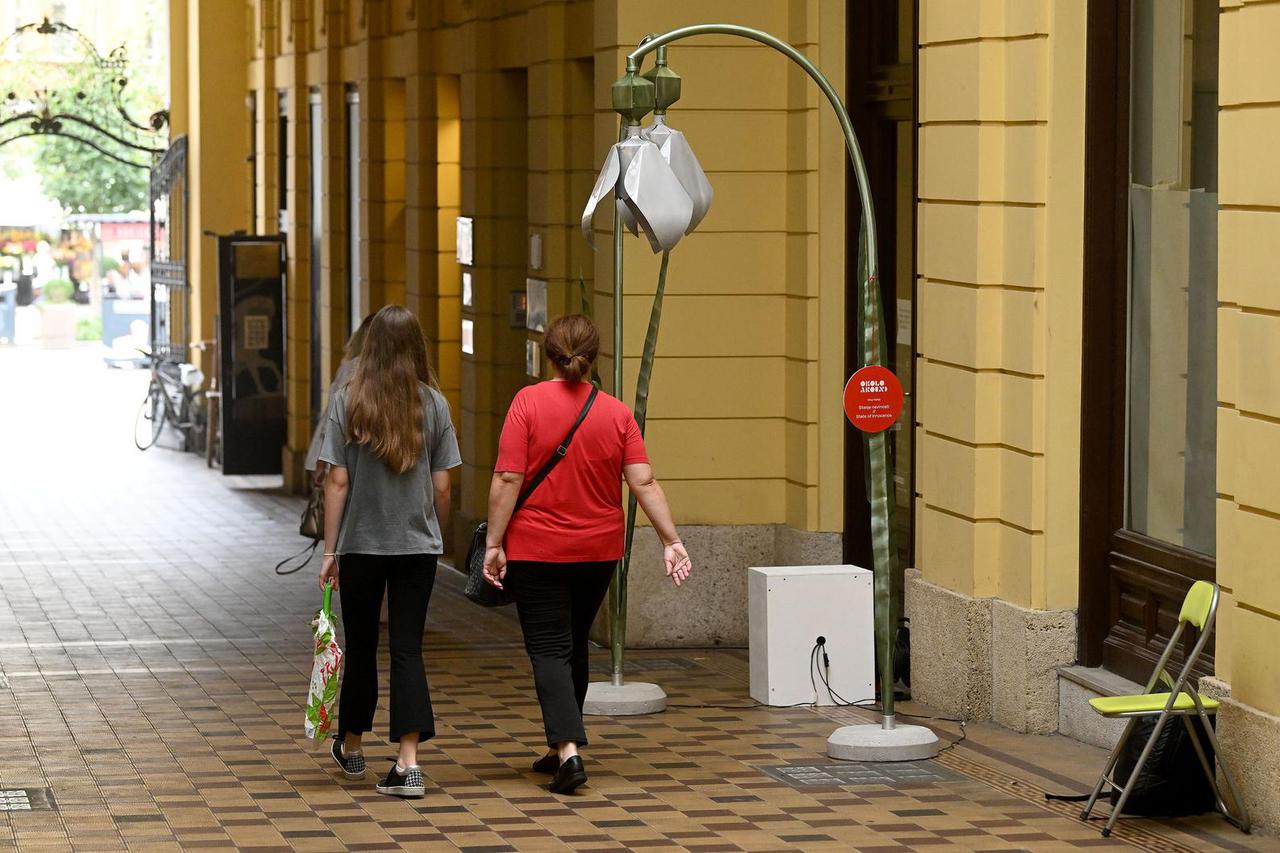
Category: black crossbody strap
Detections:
[{"x1": 515, "y1": 386, "x2": 599, "y2": 510}]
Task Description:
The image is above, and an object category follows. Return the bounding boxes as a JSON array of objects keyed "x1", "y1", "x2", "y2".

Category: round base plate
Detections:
[
  {"x1": 826, "y1": 723, "x2": 941, "y2": 762},
  {"x1": 583, "y1": 681, "x2": 667, "y2": 716}
]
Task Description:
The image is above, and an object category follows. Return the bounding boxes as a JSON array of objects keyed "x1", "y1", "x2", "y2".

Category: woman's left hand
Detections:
[
  {"x1": 664, "y1": 542, "x2": 692, "y2": 588},
  {"x1": 319, "y1": 554, "x2": 339, "y2": 591},
  {"x1": 483, "y1": 545, "x2": 507, "y2": 589}
]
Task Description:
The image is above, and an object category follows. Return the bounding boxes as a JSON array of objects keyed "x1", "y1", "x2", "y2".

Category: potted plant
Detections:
[{"x1": 39, "y1": 278, "x2": 77, "y2": 349}]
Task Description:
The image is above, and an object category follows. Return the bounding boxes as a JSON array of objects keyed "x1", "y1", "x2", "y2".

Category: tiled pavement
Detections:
[{"x1": 0, "y1": 347, "x2": 1275, "y2": 852}]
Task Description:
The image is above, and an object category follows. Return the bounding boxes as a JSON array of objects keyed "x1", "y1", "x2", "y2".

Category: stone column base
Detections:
[
  {"x1": 905, "y1": 570, "x2": 1076, "y2": 733},
  {"x1": 1200, "y1": 676, "x2": 1280, "y2": 836},
  {"x1": 904, "y1": 569, "x2": 993, "y2": 720}
]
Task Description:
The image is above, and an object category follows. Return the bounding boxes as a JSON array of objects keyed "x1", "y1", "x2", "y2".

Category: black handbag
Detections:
[
  {"x1": 1109, "y1": 715, "x2": 1216, "y2": 816},
  {"x1": 275, "y1": 481, "x2": 324, "y2": 575},
  {"x1": 464, "y1": 386, "x2": 599, "y2": 606}
]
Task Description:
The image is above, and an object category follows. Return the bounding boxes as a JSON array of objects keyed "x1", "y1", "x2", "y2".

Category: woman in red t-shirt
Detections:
[{"x1": 482, "y1": 314, "x2": 691, "y2": 794}]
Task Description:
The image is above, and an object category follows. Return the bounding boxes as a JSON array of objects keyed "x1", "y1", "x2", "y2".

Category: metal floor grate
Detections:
[
  {"x1": 760, "y1": 760, "x2": 965, "y2": 788},
  {"x1": 589, "y1": 656, "x2": 705, "y2": 674},
  {"x1": 0, "y1": 788, "x2": 56, "y2": 811}
]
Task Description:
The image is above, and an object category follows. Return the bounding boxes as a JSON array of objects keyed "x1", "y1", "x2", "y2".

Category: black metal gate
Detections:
[{"x1": 150, "y1": 135, "x2": 188, "y2": 363}]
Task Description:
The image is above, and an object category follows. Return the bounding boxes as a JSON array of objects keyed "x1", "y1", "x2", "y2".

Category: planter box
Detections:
[{"x1": 39, "y1": 304, "x2": 77, "y2": 349}]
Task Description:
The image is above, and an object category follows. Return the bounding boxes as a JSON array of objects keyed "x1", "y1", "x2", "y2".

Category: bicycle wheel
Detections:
[{"x1": 134, "y1": 384, "x2": 165, "y2": 450}]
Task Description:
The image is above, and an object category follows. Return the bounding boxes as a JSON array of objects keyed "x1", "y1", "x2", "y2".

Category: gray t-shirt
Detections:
[{"x1": 319, "y1": 383, "x2": 462, "y2": 555}]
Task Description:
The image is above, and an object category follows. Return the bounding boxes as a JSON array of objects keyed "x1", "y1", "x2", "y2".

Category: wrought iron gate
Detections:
[{"x1": 150, "y1": 135, "x2": 188, "y2": 363}]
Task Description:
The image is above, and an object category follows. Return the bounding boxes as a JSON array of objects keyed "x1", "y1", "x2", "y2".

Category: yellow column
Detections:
[{"x1": 185, "y1": 0, "x2": 250, "y2": 369}]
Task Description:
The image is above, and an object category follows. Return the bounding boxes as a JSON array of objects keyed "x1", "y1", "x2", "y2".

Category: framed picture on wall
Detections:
[
  {"x1": 526, "y1": 277, "x2": 547, "y2": 333},
  {"x1": 526, "y1": 339, "x2": 542, "y2": 378},
  {"x1": 510, "y1": 289, "x2": 527, "y2": 328}
]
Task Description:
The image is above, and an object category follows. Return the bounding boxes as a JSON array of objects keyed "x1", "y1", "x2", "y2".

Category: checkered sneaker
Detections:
[
  {"x1": 331, "y1": 739, "x2": 366, "y2": 779},
  {"x1": 376, "y1": 761, "x2": 425, "y2": 798}
]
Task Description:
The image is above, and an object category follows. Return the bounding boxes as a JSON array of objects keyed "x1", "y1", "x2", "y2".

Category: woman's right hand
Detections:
[
  {"x1": 483, "y1": 545, "x2": 507, "y2": 589},
  {"x1": 664, "y1": 541, "x2": 692, "y2": 587}
]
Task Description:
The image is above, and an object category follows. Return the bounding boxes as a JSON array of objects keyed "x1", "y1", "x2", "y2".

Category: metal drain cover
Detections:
[
  {"x1": 590, "y1": 656, "x2": 703, "y2": 674},
  {"x1": 760, "y1": 761, "x2": 964, "y2": 788},
  {"x1": 0, "y1": 788, "x2": 56, "y2": 811}
]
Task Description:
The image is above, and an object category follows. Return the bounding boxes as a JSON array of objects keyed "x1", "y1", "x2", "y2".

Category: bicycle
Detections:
[{"x1": 134, "y1": 349, "x2": 205, "y2": 451}]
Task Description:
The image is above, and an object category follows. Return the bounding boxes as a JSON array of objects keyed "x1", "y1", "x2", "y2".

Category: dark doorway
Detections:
[
  {"x1": 844, "y1": 0, "x2": 916, "y2": 586},
  {"x1": 1079, "y1": 0, "x2": 1219, "y2": 683}
]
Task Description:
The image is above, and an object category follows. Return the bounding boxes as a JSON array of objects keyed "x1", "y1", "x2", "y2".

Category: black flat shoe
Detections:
[
  {"x1": 532, "y1": 753, "x2": 560, "y2": 775},
  {"x1": 549, "y1": 755, "x2": 587, "y2": 794}
]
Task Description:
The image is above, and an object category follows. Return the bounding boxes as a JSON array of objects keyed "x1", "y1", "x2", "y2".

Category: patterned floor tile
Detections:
[{"x1": 1, "y1": 347, "x2": 1276, "y2": 852}]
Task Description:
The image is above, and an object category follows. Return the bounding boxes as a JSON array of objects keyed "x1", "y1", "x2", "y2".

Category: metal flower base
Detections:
[
  {"x1": 583, "y1": 680, "x2": 668, "y2": 716},
  {"x1": 826, "y1": 722, "x2": 940, "y2": 762}
]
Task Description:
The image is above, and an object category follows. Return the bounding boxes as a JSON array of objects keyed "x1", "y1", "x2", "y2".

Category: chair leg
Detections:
[
  {"x1": 1104, "y1": 712, "x2": 1173, "y2": 838},
  {"x1": 1082, "y1": 718, "x2": 1137, "y2": 822},
  {"x1": 1181, "y1": 717, "x2": 1232, "y2": 820},
  {"x1": 1195, "y1": 712, "x2": 1252, "y2": 833}
]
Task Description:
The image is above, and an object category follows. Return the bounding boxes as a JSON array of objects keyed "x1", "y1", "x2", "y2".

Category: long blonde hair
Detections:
[{"x1": 346, "y1": 305, "x2": 438, "y2": 474}]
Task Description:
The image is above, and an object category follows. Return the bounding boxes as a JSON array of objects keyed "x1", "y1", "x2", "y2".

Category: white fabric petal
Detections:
[
  {"x1": 621, "y1": 142, "x2": 693, "y2": 252},
  {"x1": 581, "y1": 146, "x2": 621, "y2": 250}
]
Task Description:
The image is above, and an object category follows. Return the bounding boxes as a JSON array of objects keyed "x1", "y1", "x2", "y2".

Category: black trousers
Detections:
[
  {"x1": 507, "y1": 560, "x2": 615, "y2": 747},
  {"x1": 337, "y1": 553, "x2": 437, "y2": 743}
]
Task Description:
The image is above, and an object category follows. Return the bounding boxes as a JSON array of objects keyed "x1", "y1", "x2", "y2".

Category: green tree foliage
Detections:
[
  {"x1": 34, "y1": 136, "x2": 149, "y2": 214},
  {"x1": 0, "y1": 18, "x2": 166, "y2": 215}
]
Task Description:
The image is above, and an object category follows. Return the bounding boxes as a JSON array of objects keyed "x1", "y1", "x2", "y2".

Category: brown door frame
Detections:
[{"x1": 1078, "y1": 0, "x2": 1215, "y2": 682}]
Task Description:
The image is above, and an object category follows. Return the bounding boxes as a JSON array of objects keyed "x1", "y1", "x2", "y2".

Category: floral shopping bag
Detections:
[{"x1": 306, "y1": 581, "x2": 342, "y2": 743}]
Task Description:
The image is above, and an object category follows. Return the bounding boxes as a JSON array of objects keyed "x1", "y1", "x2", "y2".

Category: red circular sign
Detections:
[{"x1": 844, "y1": 366, "x2": 904, "y2": 433}]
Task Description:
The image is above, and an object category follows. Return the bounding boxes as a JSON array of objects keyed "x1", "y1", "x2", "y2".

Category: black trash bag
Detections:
[{"x1": 1111, "y1": 714, "x2": 1217, "y2": 817}]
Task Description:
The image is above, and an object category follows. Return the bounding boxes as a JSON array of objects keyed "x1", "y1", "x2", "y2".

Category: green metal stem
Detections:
[
  {"x1": 625, "y1": 25, "x2": 894, "y2": 723},
  {"x1": 608, "y1": 114, "x2": 628, "y2": 686}
]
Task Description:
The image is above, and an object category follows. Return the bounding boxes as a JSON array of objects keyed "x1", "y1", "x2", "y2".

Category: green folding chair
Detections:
[{"x1": 1080, "y1": 581, "x2": 1250, "y2": 837}]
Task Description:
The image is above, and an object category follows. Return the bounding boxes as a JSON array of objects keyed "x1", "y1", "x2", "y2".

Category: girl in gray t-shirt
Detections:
[{"x1": 317, "y1": 305, "x2": 461, "y2": 800}]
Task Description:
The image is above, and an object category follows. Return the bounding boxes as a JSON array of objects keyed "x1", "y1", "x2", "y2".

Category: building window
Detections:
[
  {"x1": 248, "y1": 91, "x2": 257, "y2": 229},
  {"x1": 1124, "y1": 0, "x2": 1218, "y2": 555},
  {"x1": 345, "y1": 85, "x2": 361, "y2": 333},
  {"x1": 277, "y1": 89, "x2": 288, "y2": 233},
  {"x1": 1079, "y1": 0, "x2": 1220, "y2": 681},
  {"x1": 309, "y1": 89, "x2": 323, "y2": 428}
]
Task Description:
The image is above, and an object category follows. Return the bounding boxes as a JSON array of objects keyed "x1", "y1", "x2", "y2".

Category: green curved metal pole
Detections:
[
  {"x1": 623, "y1": 25, "x2": 897, "y2": 726},
  {"x1": 608, "y1": 115, "x2": 627, "y2": 686}
]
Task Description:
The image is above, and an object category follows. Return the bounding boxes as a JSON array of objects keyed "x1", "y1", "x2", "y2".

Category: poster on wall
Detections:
[
  {"x1": 529, "y1": 233, "x2": 543, "y2": 271},
  {"x1": 461, "y1": 318, "x2": 474, "y2": 355},
  {"x1": 526, "y1": 278, "x2": 547, "y2": 333},
  {"x1": 456, "y1": 217, "x2": 474, "y2": 266}
]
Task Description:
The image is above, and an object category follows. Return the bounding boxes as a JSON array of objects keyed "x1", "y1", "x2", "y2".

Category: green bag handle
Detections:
[{"x1": 321, "y1": 579, "x2": 333, "y2": 617}]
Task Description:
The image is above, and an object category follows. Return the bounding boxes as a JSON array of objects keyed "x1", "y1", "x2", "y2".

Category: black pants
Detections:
[
  {"x1": 507, "y1": 560, "x2": 615, "y2": 747},
  {"x1": 337, "y1": 553, "x2": 437, "y2": 743}
]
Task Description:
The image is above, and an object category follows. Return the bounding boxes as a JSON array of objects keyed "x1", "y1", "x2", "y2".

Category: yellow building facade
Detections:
[{"x1": 166, "y1": 0, "x2": 1280, "y2": 830}]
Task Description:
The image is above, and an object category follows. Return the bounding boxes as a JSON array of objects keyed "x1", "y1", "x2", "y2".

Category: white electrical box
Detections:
[{"x1": 748, "y1": 565, "x2": 875, "y2": 707}]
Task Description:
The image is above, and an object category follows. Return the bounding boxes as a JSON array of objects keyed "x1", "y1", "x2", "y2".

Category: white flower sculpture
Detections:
[{"x1": 581, "y1": 119, "x2": 713, "y2": 253}]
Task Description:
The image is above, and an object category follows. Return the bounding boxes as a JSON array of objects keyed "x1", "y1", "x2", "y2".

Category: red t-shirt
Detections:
[{"x1": 494, "y1": 380, "x2": 649, "y2": 562}]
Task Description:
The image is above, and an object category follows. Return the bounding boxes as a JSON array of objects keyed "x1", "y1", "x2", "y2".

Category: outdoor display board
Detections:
[{"x1": 218, "y1": 234, "x2": 287, "y2": 476}]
